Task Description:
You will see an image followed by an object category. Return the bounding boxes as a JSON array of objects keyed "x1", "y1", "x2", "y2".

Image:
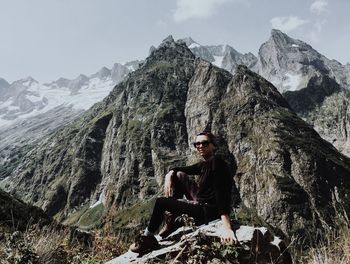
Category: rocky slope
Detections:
[
  {"x1": 0, "y1": 188, "x2": 51, "y2": 230},
  {"x1": 186, "y1": 30, "x2": 350, "y2": 157},
  {"x1": 1, "y1": 37, "x2": 350, "y2": 243},
  {"x1": 0, "y1": 105, "x2": 83, "y2": 180}
]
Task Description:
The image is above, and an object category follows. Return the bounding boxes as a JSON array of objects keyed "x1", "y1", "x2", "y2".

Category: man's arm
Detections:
[
  {"x1": 164, "y1": 163, "x2": 201, "y2": 197},
  {"x1": 164, "y1": 170, "x2": 175, "y2": 197}
]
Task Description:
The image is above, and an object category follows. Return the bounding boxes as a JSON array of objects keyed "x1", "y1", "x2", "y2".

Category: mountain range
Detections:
[
  {"x1": 185, "y1": 30, "x2": 350, "y2": 157},
  {"x1": 0, "y1": 61, "x2": 141, "y2": 127},
  {"x1": 0, "y1": 34, "x2": 349, "y2": 246},
  {"x1": 2, "y1": 30, "x2": 349, "y2": 160}
]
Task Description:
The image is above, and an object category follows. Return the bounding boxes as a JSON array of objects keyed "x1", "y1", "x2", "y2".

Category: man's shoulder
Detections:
[
  {"x1": 208, "y1": 154, "x2": 229, "y2": 168},
  {"x1": 212, "y1": 154, "x2": 227, "y2": 163}
]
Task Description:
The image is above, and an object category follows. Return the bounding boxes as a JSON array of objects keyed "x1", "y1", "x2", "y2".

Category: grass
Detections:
[
  {"x1": 289, "y1": 198, "x2": 350, "y2": 264},
  {"x1": 287, "y1": 226, "x2": 350, "y2": 264},
  {"x1": 0, "y1": 220, "x2": 123, "y2": 264},
  {"x1": 305, "y1": 227, "x2": 350, "y2": 264},
  {"x1": 78, "y1": 203, "x2": 105, "y2": 230},
  {"x1": 62, "y1": 203, "x2": 105, "y2": 230}
]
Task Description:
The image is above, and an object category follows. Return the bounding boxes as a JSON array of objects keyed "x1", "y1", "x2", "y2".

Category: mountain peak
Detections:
[
  {"x1": 96, "y1": 66, "x2": 111, "y2": 79},
  {"x1": 76, "y1": 74, "x2": 88, "y2": 81},
  {"x1": 157, "y1": 35, "x2": 178, "y2": 50},
  {"x1": 14, "y1": 76, "x2": 38, "y2": 86},
  {"x1": 0, "y1": 78, "x2": 10, "y2": 89},
  {"x1": 142, "y1": 35, "x2": 195, "y2": 69},
  {"x1": 269, "y1": 29, "x2": 296, "y2": 46},
  {"x1": 181, "y1": 37, "x2": 196, "y2": 47},
  {"x1": 271, "y1": 28, "x2": 285, "y2": 36},
  {"x1": 160, "y1": 35, "x2": 175, "y2": 46}
]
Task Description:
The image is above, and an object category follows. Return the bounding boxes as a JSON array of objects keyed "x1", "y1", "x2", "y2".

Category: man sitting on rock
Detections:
[{"x1": 130, "y1": 131, "x2": 239, "y2": 254}]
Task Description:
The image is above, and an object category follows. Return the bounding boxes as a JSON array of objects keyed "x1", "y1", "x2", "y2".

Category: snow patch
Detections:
[
  {"x1": 283, "y1": 73, "x2": 301, "y2": 91},
  {"x1": 90, "y1": 190, "x2": 106, "y2": 208},
  {"x1": 127, "y1": 65, "x2": 135, "y2": 71},
  {"x1": 291, "y1": 44, "x2": 299, "y2": 48},
  {"x1": 189, "y1": 43, "x2": 201, "y2": 49},
  {"x1": 90, "y1": 200, "x2": 102, "y2": 209},
  {"x1": 6, "y1": 105, "x2": 20, "y2": 111},
  {"x1": 26, "y1": 94, "x2": 43, "y2": 102},
  {"x1": 0, "y1": 99, "x2": 14, "y2": 108},
  {"x1": 212, "y1": 56, "x2": 224, "y2": 67}
]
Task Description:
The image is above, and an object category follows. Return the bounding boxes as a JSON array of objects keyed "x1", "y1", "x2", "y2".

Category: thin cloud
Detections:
[
  {"x1": 310, "y1": 0, "x2": 328, "y2": 15},
  {"x1": 270, "y1": 16, "x2": 309, "y2": 33},
  {"x1": 173, "y1": 0, "x2": 240, "y2": 23},
  {"x1": 309, "y1": 19, "x2": 327, "y2": 42},
  {"x1": 314, "y1": 19, "x2": 326, "y2": 33}
]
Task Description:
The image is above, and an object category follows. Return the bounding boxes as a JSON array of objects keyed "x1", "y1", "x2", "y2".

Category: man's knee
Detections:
[
  {"x1": 174, "y1": 171, "x2": 188, "y2": 182},
  {"x1": 155, "y1": 197, "x2": 172, "y2": 209}
]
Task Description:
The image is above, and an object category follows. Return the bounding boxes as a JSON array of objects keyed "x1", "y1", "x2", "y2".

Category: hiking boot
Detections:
[
  {"x1": 159, "y1": 212, "x2": 182, "y2": 238},
  {"x1": 129, "y1": 233, "x2": 160, "y2": 255}
]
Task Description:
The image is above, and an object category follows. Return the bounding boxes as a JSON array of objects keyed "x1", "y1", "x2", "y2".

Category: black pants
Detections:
[{"x1": 147, "y1": 171, "x2": 220, "y2": 233}]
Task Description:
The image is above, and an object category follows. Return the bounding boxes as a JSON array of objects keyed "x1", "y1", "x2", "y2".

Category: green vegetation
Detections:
[
  {"x1": 78, "y1": 203, "x2": 105, "y2": 230},
  {"x1": 62, "y1": 204, "x2": 90, "y2": 226},
  {"x1": 111, "y1": 198, "x2": 156, "y2": 231},
  {"x1": 62, "y1": 203, "x2": 105, "y2": 231}
]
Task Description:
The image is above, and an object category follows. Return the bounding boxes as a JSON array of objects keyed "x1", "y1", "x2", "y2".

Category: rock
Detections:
[{"x1": 106, "y1": 220, "x2": 292, "y2": 264}]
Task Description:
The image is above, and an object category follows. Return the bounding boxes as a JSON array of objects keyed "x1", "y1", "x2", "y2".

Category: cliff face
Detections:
[
  {"x1": 1, "y1": 37, "x2": 350, "y2": 240},
  {"x1": 186, "y1": 61, "x2": 350, "y2": 238},
  {"x1": 253, "y1": 29, "x2": 350, "y2": 157}
]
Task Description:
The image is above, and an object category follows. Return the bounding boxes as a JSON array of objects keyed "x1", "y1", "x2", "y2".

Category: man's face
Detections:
[{"x1": 194, "y1": 135, "x2": 215, "y2": 159}]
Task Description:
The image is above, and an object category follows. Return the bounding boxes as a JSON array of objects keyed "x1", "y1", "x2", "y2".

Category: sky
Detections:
[{"x1": 0, "y1": 0, "x2": 349, "y2": 83}]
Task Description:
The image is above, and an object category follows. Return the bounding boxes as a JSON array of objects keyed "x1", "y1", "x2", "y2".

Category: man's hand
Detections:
[
  {"x1": 220, "y1": 214, "x2": 238, "y2": 245},
  {"x1": 220, "y1": 228, "x2": 238, "y2": 245},
  {"x1": 164, "y1": 170, "x2": 174, "y2": 197}
]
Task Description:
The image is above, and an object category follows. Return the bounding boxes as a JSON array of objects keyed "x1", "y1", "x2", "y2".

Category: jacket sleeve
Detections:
[
  {"x1": 170, "y1": 162, "x2": 202, "y2": 175},
  {"x1": 212, "y1": 157, "x2": 233, "y2": 215}
]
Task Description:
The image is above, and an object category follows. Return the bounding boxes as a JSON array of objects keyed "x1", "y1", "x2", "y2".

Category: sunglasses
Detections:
[{"x1": 193, "y1": 140, "x2": 211, "y2": 148}]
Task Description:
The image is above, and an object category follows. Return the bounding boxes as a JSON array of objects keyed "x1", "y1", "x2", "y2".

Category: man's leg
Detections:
[
  {"x1": 147, "y1": 197, "x2": 205, "y2": 234},
  {"x1": 172, "y1": 171, "x2": 198, "y2": 201},
  {"x1": 156, "y1": 171, "x2": 199, "y2": 237}
]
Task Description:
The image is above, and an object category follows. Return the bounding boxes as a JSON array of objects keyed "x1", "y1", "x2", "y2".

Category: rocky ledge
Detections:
[{"x1": 107, "y1": 220, "x2": 292, "y2": 264}]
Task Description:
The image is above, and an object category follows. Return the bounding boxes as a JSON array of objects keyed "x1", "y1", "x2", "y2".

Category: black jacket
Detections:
[{"x1": 171, "y1": 155, "x2": 234, "y2": 215}]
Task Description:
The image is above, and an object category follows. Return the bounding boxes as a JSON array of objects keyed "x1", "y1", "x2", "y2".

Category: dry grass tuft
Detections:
[
  {"x1": 303, "y1": 227, "x2": 350, "y2": 264},
  {"x1": 0, "y1": 221, "x2": 125, "y2": 264},
  {"x1": 291, "y1": 197, "x2": 350, "y2": 264}
]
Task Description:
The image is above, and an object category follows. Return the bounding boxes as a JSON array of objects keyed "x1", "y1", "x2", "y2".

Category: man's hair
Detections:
[{"x1": 196, "y1": 131, "x2": 217, "y2": 147}]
